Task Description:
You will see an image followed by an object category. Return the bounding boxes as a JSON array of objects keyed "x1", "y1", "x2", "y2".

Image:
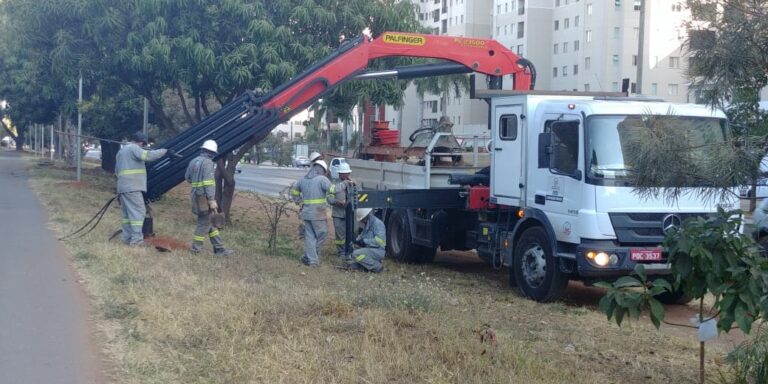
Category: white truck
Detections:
[{"x1": 350, "y1": 91, "x2": 733, "y2": 303}]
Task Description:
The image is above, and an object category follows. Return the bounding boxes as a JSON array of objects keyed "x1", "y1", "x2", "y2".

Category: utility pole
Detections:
[
  {"x1": 636, "y1": 0, "x2": 646, "y2": 95},
  {"x1": 143, "y1": 97, "x2": 149, "y2": 137},
  {"x1": 76, "y1": 73, "x2": 83, "y2": 182},
  {"x1": 49, "y1": 124, "x2": 53, "y2": 161}
]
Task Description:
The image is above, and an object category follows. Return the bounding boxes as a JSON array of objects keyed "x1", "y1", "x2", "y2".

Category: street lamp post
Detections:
[{"x1": 76, "y1": 73, "x2": 83, "y2": 182}]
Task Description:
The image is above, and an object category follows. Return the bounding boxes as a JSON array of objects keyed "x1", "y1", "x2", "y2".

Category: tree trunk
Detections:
[
  {"x1": 200, "y1": 94, "x2": 211, "y2": 117},
  {"x1": 15, "y1": 126, "x2": 24, "y2": 151},
  {"x1": 1, "y1": 119, "x2": 16, "y2": 139},
  {"x1": 214, "y1": 137, "x2": 260, "y2": 223},
  {"x1": 144, "y1": 92, "x2": 179, "y2": 135},
  {"x1": 194, "y1": 91, "x2": 202, "y2": 122},
  {"x1": 176, "y1": 83, "x2": 196, "y2": 126},
  {"x1": 100, "y1": 140, "x2": 120, "y2": 174},
  {"x1": 750, "y1": 176, "x2": 758, "y2": 212}
]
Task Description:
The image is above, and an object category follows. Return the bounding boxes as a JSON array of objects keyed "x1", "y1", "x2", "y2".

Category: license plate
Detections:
[{"x1": 630, "y1": 248, "x2": 663, "y2": 261}]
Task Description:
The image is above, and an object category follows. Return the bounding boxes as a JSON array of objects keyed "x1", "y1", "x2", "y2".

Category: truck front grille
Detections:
[{"x1": 608, "y1": 212, "x2": 709, "y2": 245}]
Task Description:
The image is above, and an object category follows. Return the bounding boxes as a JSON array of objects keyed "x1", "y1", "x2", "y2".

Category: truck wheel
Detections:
[
  {"x1": 512, "y1": 226, "x2": 568, "y2": 302},
  {"x1": 387, "y1": 210, "x2": 436, "y2": 264},
  {"x1": 655, "y1": 289, "x2": 694, "y2": 305}
]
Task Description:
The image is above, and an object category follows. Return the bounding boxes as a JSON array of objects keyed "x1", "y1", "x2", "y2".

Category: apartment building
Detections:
[
  {"x1": 384, "y1": 0, "x2": 494, "y2": 145},
  {"x1": 385, "y1": 0, "x2": 697, "y2": 144}
]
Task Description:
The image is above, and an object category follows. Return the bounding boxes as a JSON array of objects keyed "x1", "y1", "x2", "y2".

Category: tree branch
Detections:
[{"x1": 0, "y1": 118, "x2": 17, "y2": 139}]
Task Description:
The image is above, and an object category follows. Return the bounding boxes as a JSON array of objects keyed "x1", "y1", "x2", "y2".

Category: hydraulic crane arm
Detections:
[
  {"x1": 265, "y1": 31, "x2": 534, "y2": 119},
  {"x1": 146, "y1": 32, "x2": 535, "y2": 200}
]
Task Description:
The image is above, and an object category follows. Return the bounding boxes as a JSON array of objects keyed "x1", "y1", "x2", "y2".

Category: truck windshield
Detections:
[{"x1": 586, "y1": 115, "x2": 727, "y2": 183}]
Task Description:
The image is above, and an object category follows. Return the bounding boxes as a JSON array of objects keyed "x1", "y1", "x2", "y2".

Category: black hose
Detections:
[{"x1": 58, "y1": 196, "x2": 117, "y2": 241}]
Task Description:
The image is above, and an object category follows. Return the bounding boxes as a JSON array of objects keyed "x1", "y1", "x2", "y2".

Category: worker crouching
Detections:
[
  {"x1": 346, "y1": 208, "x2": 385, "y2": 273},
  {"x1": 185, "y1": 139, "x2": 234, "y2": 256}
]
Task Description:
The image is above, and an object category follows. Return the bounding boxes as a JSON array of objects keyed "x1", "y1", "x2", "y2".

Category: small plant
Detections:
[
  {"x1": 725, "y1": 324, "x2": 768, "y2": 384},
  {"x1": 253, "y1": 189, "x2": 297, "y2": 255}
]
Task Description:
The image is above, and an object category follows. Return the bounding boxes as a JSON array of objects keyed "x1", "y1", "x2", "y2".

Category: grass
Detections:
[{"x1": 29, "y1": 162, "x2": 731, "y2": 383}]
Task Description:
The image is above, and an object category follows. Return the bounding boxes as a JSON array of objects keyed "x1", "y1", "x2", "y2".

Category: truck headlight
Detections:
[{"x1": 586, "y1": 251, "x2": 619, "y2": 267}]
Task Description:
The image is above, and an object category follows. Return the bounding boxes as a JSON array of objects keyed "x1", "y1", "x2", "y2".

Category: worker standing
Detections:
[
  {"x1": 291, "y1": 160, "x2": 331, "y2": 267},
  {"x1": 115, "y1": 132, "x2": 173, "y2": 246},
  {"x1": 295, "y1": 151, "x2": 325, "y2": 239},
  {"x1": 346, "y1": 208, "x2": 385, "y2": 273},
  {"x1": 327, "y1": 162, "x2": 354, "y2": 259},
  {"x1": 185, "y1": 140, "x2": 234, "y2": 255}
]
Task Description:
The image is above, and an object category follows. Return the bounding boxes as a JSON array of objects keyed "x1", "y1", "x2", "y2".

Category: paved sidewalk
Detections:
[{"x1": 0, "y1": 151, "x2": 106, "y2": 383}]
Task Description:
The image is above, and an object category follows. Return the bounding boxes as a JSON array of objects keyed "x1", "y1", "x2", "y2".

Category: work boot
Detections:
[
  {"x1": 214, "y1": 247, "x2": 234, "y2": 256},
  {"x1": 191, "y1": 241, "x2": 204, "y2": 254},
  {"x1": 301, "y1": 257, "x2": 319, "y2": 267}
]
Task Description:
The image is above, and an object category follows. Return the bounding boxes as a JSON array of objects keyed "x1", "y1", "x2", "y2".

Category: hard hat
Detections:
[
  {"x1": 201, "y1": 140, "x2": 218, "y2": 154},
  {"x1": 315, "y1": 159, "x2": 328, "y2": 172},
  {"x1": 309, "y1": 151, "x2": 323, "y2": 163},
  {"x1": 338, "y1": 162, "x2": 352, "y2": 174},
  {"x1": 132, "y1": 131, "x2": 148, "y2": 144},
  {"x1": 355, "y1": 208, "x2": 372, "y2": 222}
]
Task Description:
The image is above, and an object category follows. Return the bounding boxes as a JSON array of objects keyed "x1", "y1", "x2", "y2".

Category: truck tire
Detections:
[
  {"x1": 512, "y1": 226, "x2": 568, "y2": 302},
  {"x1": 387, "y1": 209, "x2": 436, "y2": 264},
  {"x1": 654, "y1": 289, "x2": 694, "y2": 305}
]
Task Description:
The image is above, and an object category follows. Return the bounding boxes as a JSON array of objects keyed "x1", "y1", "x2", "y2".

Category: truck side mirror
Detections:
[{"x1": 538, "y1": 132, "x2": 551, "y2": 168}]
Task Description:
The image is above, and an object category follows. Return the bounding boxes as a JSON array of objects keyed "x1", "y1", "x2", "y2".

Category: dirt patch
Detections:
[
  {"x1": 58, "y1": 181, "x2": 91, "y2": 188},
  {"x1": 147, "y1": 236, "x2": 189, "y2": 251}
]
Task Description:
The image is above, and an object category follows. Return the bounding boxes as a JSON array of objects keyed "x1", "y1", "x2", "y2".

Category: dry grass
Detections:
[{"x1": 29, "y1": 163, "x2": 731, "y2": 384}]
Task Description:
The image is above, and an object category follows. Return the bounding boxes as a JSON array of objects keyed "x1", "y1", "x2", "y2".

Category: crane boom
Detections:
[{"x1": 145, "y1": 32, "x2": 534, "y2": 200}]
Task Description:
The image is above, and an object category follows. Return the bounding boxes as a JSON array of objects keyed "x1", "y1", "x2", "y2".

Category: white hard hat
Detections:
[
  {"x1": 315, "y1": 159, "x2": 328, "y2": 172},
  {"x1": 309, "y1": 151, "x2": 323, "y2": 163},
  {"x1": 355, "y1": 208, "x2": 373, "y2": 222},
  {"x1": 201, "y1": 139, "x2": 218, "y2": 154},
  {"x1": 338, "y1": 162, "x2": 352, "y2": 174}
]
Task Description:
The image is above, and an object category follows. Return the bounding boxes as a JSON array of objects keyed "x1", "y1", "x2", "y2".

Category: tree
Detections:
[{"x1": 685, "y1": 0, "x2": 768, "y2": 211}]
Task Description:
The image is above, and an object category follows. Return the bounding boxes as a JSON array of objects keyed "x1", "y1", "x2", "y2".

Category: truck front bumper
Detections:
[{"x1": 575, "y1": 241, "x2": 671, "y2": 278}]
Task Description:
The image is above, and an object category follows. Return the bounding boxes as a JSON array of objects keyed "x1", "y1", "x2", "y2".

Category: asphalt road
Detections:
[
  {"x1": 234, "y1": 164, "x2": 308, "y2": 196},
  {"x1": 0, "y1": 151, "x2": 105, "y2": 383}
]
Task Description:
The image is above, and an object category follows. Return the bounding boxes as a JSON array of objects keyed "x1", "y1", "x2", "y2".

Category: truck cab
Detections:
[{"x1": 488, "y1": 93, "x2": 732, "y2": 301}]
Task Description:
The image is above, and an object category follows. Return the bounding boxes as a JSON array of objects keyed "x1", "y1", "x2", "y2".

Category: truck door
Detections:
[{"x1": 491, "y1": 104, "x2": 524, "y2": 206}]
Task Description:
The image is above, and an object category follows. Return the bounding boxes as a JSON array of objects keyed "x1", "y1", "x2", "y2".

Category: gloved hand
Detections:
[
  {"x1": 354, "y1": 238, "x2": 365, "y2": 247},
  {"x1": 167, "y1": 149, "x2": 183, "y2": 159},
  {"x1": 208, "y1": 200, "x2": 219, "y2": 212}
]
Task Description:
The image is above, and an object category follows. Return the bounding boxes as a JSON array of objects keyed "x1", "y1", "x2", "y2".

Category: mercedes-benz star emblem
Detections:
[{"x1": 661, "y1": 214, "x2": 682, "y2": 234}]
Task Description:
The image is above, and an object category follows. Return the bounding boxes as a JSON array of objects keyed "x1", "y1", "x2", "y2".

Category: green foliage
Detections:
[
  {"x1": 666, "y1": 209, "x2": 768, "y2": 333},
  {"x1": 595, "y1": 265, "x2": 671, "y2": 329},
  {"x1": 598, "y1": 209, "x2": 768, "y2": 334},
  {"x1": 725, "y1": 325, "x2": 768, "y2": 384}
]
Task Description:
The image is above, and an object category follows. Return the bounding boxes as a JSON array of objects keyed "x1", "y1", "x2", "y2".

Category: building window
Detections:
[
  {"x1": 613, "y1": 27, "x2": 620, "y2": 39},
  {"x1": 442, "y1": 19, "x2": 447, "y2": 33},
  {"x1": 575, "y1": 15, "x2": 580, "y2": 27},
  {"x1": 669, "y1": 56, "x2": 680, "y2": 68},
  {"x1": 632, "y1": 55, "x2": 637, "y2": 66},
  {"x1": 517, "y1": 22, "x2": 524, "y2": 38},
  {"x1": 556, "y1": 0, "x2": 561, "y2": 5},
  {"x1": 517, "y1": 44, "x2": 524, "y2": 55},
  {"x1": 505, "y1": 3, "x2": 509, "y2": 12},
  {"x1": 564, "y1": 18, "x2": 570, "y2": 29},
  {"x1": 584, "y1": 83, "x2": 590, "y2": 91},
  {"x1": 518, "y1": 0, "x2": 525, "y2": 15},
  {"x1": 497, "y1": 4, "x2": 501, "y2": 14},
  {"x1": 587, "y1": 3, "x2": 592, "y2": 15},
  {"x1": 585, "y1": 57, "x2": 591, "y2": 70},
  {"x1": 433, "y1": 9, "x2": 439, "y2": 22},
  {"x1": 554, "y1": 20, "x2": 559, "y2": 30},
  {"x1": 554, "y1": 43, "x2": 559, "y2": 54},
  {"x1": 615, "y1": 0, "x2": 621, "y2": 8},
  {"x1": 586, "y1": 30, "x2": 592, "y2": 42},
  {"x1": 574, "y1": 40, "x2": 580, "y2": 51},
  {"x1": 633, "y1": 27, "x2": 639, "y2": 39},
  {"x1": 563, "y1": 42, "x2": 569, "y2": 53},
  {"x1": 504, "y1": 25, "x2": 508, "y2": 35},
  {"x1": 612, "y1": 82, "x2": 619, "y2": 92},
  {"x1": 573, "y1": 64, "x2": 579, "y2": 74},
  {"x1": 461, "y1": 15, "x2": 464, "y2": 23},
  {"x1": 651, "y1": 83, "x2": 658, "y2": 95},
  {"x1": 562, "y1": 66, "x2": 568, "y2": 76},
  {"x1": 612, "y1": 54, "x2": 620, "y2": 66},
  {"x1": 668, "y1": 83, "x2": 679, "y2": 96},
  {"x1": 496, "y1": 26, "x2": 500, "y2": 35},
  {"x1": 634, "y1": 0, "x2": 641, "y2": 10},
  {"x1": 553, "y1": 67, "x2": 558, "y2": 78}
]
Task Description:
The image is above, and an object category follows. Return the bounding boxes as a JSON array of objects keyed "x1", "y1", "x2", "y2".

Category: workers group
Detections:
[
  {"x1": 291, "y1": 152, "x2": 385, "y2": 273},
  {"x1": 115, "y1": 132, "x2": 383, "y2": 272}
]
